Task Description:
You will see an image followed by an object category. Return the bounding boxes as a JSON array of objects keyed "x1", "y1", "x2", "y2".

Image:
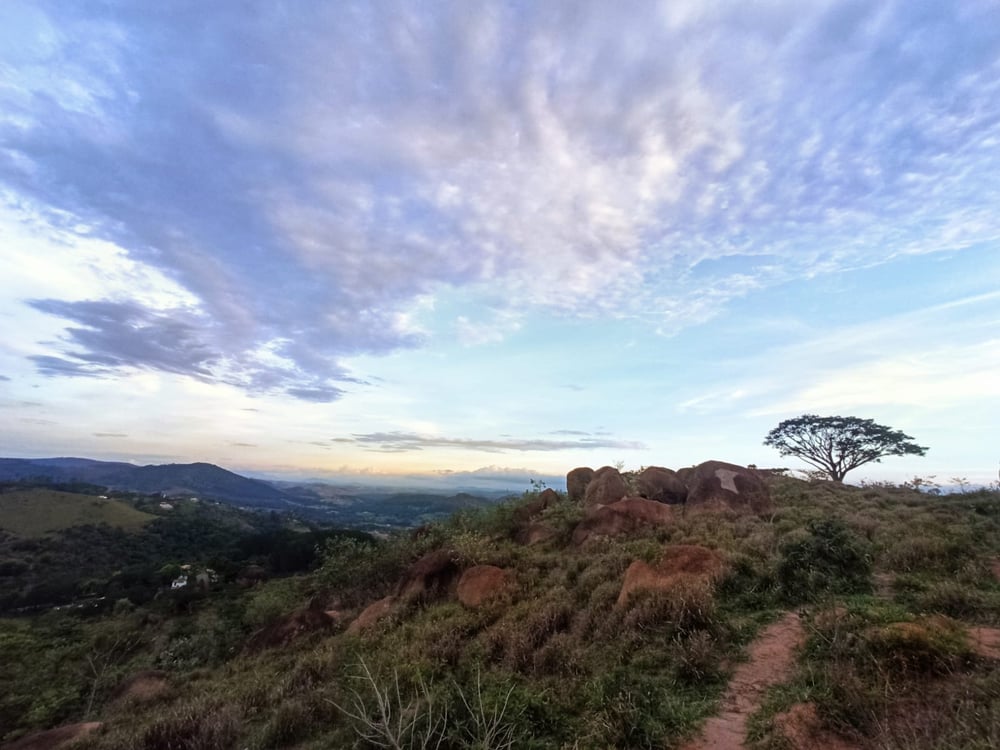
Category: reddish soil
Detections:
[
  {"x1": 772, "y1": 703, "x2": 861, "y2": 750},
  {"x1": 680, "y1": 612, "x2": 805, "y2": 750}
]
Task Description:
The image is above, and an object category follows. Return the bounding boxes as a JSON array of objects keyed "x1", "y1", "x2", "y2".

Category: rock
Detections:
[
  {"x1": 514, "y1": 522, "x2": 557, "y2": 546},
  {"x1": 457, "y1": 565, "x2": 512, "y2": 607},
  {"x1": 246, "y1": 605, "x2": 335, "y2": 650},
  {"x1": 967, "y1": 626, "x2": 1000, "y2": 660},
  {"x1": 617, "y1": 544, "x2": 726, "y2": 606},
  {"x1": 635, "y1": 466, "x2": 687, "y2": 504},
  {"x1": 566, "y1": 467, "x2": 595, "y2": 503},
  {"x1": 109, "y1": 670, "x2": 171, "y2": 706},
  {"x1": 685, "y1": 460, "x2": 771, "y2": 513},
  {"x1": 773, "y1": 702, "x2": 861, "y2": 750},
  {"x1": 512, "y1": 488, "x2": 559, "y2": 526},
  {"x1": 572, "y1": 496, "x2": 674, "y2": 544},
  {"x1": 583, "y1": 466, "x2": 629, "y2": 507},
  {"x1": 347, "y1": 595, "x2": 397, "y2": 635},
  {"x1": 397, "y1": 549, "x2": 461, "y2": 602},
  {"x1": 3, "y1": 723, "x2": 103, "y2": 750}
]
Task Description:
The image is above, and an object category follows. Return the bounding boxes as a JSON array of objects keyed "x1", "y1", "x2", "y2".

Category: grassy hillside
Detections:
[
  {"x1": 3, "y1": 475, "x2": 1000, "y2": 749},
  {"x1": 0, "y1": 488, "x2": 155, "y2": 537}
]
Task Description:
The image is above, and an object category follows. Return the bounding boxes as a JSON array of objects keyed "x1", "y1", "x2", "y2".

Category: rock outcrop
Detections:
[
  {"x1": 566, "y1": 467, "x2": 595, "y2": 504},
  {"x1": 398, "y1": 549, "x2": 461, "y2": 602},
  {"x1": 583, "y1": 466, "x2": 629, "y2": 507},
  {"x1": 347, "y1": 595, "x2": 397, "y2": 635},
  {"x1": 109, "y1": 670, "x2": 171, "y2": 706},
  {"x1": 635, "y1": 466, "x2": 687, "y2": 504},
  {"x1": 617, "y1": 544, "x2": 726, "y2": 606},
  {"x1": 457, "y1": 565, "x2": 512, "y2": 608},
  {"x1": 684, "y1": 460, "x2": 771, "y2": 513},
  {"x1": 572, "y1": 496, "x2": 674, "y2": 545},
  {"x1": 512, "y1": 487, "x2": 559, "y2": 526},
  {"x1": 514, "y1": 522, "x2": 557, "y2": 546}
]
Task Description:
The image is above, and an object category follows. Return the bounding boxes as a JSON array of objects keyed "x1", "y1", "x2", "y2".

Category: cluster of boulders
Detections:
[
  {"x1": 543, "y1": 460, "x2": 770, "y2": 545},
  {"x1": 239, "y1": 460, "x2": 770, "y2": 642},
  {"x1": 569, "y1": 460, "x2": 770, "y2": 511},
  {"x1": 339, "y1": 460, "x2": 769, "y2": 636},
  {"x1": 347, "y1": 551, "x2": 513, "y2": 635}
]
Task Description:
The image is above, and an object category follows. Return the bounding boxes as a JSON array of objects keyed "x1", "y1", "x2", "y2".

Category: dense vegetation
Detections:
[
  {"x1": 0, "y1": 483, "x2": 369, "y2": 614},
  {"x1": 2, "y1": 475, "x2": 1000, "y2": 749}
]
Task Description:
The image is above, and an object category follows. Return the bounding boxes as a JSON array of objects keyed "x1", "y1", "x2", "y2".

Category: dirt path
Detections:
[{"x1": 680, "y1": 612, "x2": 805, "y2": 750}]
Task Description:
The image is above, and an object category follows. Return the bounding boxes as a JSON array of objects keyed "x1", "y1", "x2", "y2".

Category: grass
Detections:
[
  {"x1": 5, "y1": 476, "x2": 1000, "y2": 749},
  {"x1": 0, "y1": 488, "x2": 155, "y2": 537}
]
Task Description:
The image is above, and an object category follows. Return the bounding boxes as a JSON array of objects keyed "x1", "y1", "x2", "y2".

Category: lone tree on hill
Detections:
[{"x1": 763, "y1": 414, "x2": 927, "y2": 482}]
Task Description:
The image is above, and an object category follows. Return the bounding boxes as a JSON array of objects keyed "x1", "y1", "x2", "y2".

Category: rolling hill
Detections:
[
  {"x1": 0, "y1": 458, "x2": 292, "y2": 507},
  {"x1": 0, "y1": 488, "x2": 155, "y2": 537}
]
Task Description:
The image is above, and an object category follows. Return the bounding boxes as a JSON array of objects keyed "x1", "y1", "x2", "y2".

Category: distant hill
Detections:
[
  {"x1": 0, "y1": 458, "x2": 291, "y2": 508},
  {"x1": 0, "y1": 488, "x2": 155, "y2": 537}
]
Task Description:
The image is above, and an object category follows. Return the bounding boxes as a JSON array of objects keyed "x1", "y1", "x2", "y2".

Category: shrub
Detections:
[
  {"x1": 861, "y1": 616, "x2": 972, "y2": 675},
  {"x1": 136, "y1": 701, "x2": 239, "y2": 750},
  {"x1": 622, "y1": 579, "x2": 717, "y2": 636},
  {"x1": 778, "y1": 519, "x2": 872, "y2": 602}
]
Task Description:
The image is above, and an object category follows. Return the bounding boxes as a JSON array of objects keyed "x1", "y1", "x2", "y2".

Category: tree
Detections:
[{"x1": 763, "y1": 414, "x2": 927, "y2": 482}]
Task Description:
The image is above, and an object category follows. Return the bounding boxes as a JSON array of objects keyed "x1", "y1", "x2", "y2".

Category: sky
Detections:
[{"x1": 1, "y1": 0, "x2": 999, "y2": 489}]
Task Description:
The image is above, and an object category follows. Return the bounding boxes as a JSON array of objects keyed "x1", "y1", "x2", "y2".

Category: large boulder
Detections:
[
  {"x1": 685, "y1": 460, "x2": 771, "y2": 513},
  {"x1": 583, "y1": 466, "x2": 629, "y2": 507},
  {"x1": 347, "y1": 595, "x2": 396, "y2": 635},
  {"x1": 635, "y1": 466, "x2": 687, "y2": 504},
  {"x1": 397, "y1": 549, "x2": 461, "y2": 602},
  {"x1": 572, "y1": 496, "x2": 674, "y2": 545},
  {"x1": 566, "y1": 467, "x2": 595, "y2": 503},
  {"x1": 513, "y1": 522, "x2": 557, "y2": 546},
  {"x1": 512, "y1": 487, "x2": 559, "y2": 526},
  {"x1": 109, "y1": 670, "x2": 171, "y2": 706},
  {"x1": 617, "y1": 544, "x2": 727, "y2": 606},
  {"x1": 457, "y1": 565, "x2": 512, "y2": 608}
]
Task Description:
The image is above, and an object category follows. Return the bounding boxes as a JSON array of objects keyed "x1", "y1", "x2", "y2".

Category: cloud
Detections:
[
  {"x1": 26, "y1": 298, "x2": 349, "y2": 399},
  {"x1": 345, "y1": 430, "x2": 645, "y2": 454},
  {"x1": 28, "y1": 299, "x2": 216, "y2": 377},
  {"x1": 4, "y1": 1, "x2": 1000, "y2": 394},
  {"x1": 0, "y1": 375, "x2": 10, "y2": 382},
  {"x1": 93, "y1": 432, "x2": 127, "y2": 438}
]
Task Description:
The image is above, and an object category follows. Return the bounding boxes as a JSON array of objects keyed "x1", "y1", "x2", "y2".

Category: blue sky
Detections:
[{"x1": 1, "y1": 1, "x2": 999, "y2": 488}]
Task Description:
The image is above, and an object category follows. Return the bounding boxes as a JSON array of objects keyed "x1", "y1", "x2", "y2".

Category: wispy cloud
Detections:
[
  {"x1": 345, "y1": 431, "x2": 645, "y2": 454},
  {"x1": 3, "y1": 1, "x2": 1000, "y2": 399}
]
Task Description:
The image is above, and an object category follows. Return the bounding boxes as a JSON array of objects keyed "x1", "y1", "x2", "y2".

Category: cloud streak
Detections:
[{"x1": 344, "y1": 431, "x2": 645, "y2": 454}]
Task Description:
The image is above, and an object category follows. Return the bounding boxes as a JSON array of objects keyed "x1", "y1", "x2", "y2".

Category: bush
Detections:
[
  {"x1": 136, "y1": 701, "x2": 239, "y2": 750},
  {"x1": 778, "y1": 519, "x2": 872, "y2": 602},
  {"x1": 622, "y1": 579, "x2": 717, "y2": 637}
]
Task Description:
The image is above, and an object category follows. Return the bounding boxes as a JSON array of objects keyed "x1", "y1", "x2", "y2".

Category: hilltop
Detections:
[
  {"x1": 0, "y1": 458, "x2": 509, "y2": 530},
  {"x1": 2, "y1": 463, "x2": 999, "y2": 750},
  {"x1": 0, "y1": 458, "x2": 292, "y2": 508},
  {"x1": 0, "y1": 488, "x2": 154, "y2": 538}
]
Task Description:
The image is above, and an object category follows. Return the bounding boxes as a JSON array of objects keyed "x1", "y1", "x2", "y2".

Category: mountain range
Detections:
[{"x1": 0, "y1": 457, "x2": 291, "y2": 507}]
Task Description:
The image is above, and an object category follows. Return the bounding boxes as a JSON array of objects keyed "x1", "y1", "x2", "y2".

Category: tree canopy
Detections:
[{"x1": 763, "y1": 414, "x2": 927, "y2": 482}]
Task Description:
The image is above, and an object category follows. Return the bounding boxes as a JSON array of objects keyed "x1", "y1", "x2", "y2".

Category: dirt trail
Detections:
[{"x1": 680, "y1": 612, "x2": 805, "y2": 750}]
